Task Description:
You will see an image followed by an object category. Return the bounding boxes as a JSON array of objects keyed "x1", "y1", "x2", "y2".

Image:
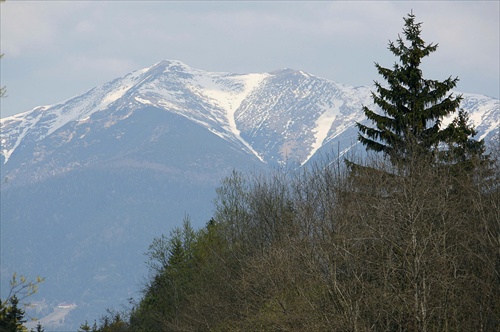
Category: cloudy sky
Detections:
[{"x1": 1, "y1": 1, "x2": 498, "y2": 118}]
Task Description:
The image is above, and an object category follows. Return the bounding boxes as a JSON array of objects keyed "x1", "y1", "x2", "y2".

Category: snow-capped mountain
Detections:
[
  {"x1": 1, "y1": 60, "x2": 498, "y2": 330},
  {"x1": 2, "y1": 60, "x2": 498, "y2": 175},
  {"x1": 2, "y1": 60, "x2": 498, "y2": 174}
]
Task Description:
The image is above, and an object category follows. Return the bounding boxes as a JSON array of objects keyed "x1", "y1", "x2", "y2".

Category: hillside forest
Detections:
[{"x1": 77, "y1": 12, "x2": 499, "y2": 332}]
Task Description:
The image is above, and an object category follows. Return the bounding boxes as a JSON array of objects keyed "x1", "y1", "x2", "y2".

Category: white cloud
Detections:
[{"x1": 1, "y1": 1, "x2": 88, "y2": 56}]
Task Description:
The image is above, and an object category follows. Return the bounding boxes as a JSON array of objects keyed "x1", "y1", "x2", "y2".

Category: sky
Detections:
[{"x1": 1, "y1": 1, "x2": 499, "y2": 118}]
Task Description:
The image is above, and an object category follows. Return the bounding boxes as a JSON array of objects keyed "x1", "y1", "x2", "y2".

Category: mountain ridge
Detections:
[
  {"x1": 3, "y1": 59, "x2": 497, "y2": 170},
  {"x1": 0, "y1": 59, "x2": 498, "y2": 330}
]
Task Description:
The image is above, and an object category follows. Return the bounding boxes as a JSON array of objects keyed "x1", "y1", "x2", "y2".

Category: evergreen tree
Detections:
[
  {"x1": 440, "y1": 109, "x2": 487, "y2": 171},
  {"x1": 0, "y1": 295, "x2": 26, "y2": 332},
  {"x1": 1, "y1": 274, "x2": 44, "y2": 332},
  {"x1": 33, "y1": 321, "x2": 44, "y2": 332},
  {"x1": 356, "y1": 12, "x2": 475, "y2": 167},
  {"x1": 78, "y1": 321, "x2": 92, "y2": 332}
]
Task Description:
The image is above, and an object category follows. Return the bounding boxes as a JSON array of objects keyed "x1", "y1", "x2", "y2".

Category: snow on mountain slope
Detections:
[
  {"x1": 459, "y1": 92, "x2": 499, "y2": 142},
  {"x1": 234, "y1": 69, "x2": 373, "y2": 165},
  {"x1": 1, "y1": 60, "x2": 268, "y2": 164},
  {"x1": 133, "y1": 61, "x2": 269, "y2": 160},
  {"x1": 0, "y1": 66, "x2": 150, "y2": 164},
  {"x1": 1, "y1": 108, "x2": 46, "y2": 163},
  {"x1": 1, "y1": 60, "x2": 498, "y2": 168}
]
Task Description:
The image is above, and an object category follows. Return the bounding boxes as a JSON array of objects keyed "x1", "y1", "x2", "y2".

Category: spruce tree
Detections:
[
  {"x1": 78, "y1": 321, "x2": 92, "y2": 332},
  {"x1": 357, "y1": 12, "x2": 470, "y2": 167},
  {"x1": 34, "y1": 321, "x2": 45, "y2": 332},
  {"x1": 0, "y1": 295, "x2": 27, "y2": 332},
  {"x1": 440, "y1": 109, "x2": 487, "y2": 171}
]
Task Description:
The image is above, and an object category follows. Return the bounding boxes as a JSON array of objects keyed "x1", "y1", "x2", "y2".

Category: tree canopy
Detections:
[
  {"x1": 356, "y1": 12, "x2": 484, "y2": 168},
  {"x1": 0, "y1": 274, "x2": 45, "y2": 332},
  {"x1": 74, "y1": 12, "x2": 499, "y2": 332}
]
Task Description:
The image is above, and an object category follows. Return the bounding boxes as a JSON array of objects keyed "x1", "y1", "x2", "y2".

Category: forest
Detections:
[
  {"x1": 78, "y1": 142, "x2": 498, "y2": 331},
  {"x1": 77, "y1": 12, "x2": 499, "y2": 332}
]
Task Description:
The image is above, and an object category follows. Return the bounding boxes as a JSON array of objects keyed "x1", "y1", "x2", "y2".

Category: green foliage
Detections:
[
  {"x1": 356, "y1": 12, "x2": 483, "y2": 168},
  {"x1": 79, "y1": 312, "x2": 127, "y2": 332},
  {"x1": 128, "y1": 215, "x2": 202, "y2": 331},
  {"x1": 3, "y1": 273, "x2": 45, "y2": 305},
  {"x1": 0, "y1": 296, "x2": 26, "y2": 332},
  {"x1": 33, "y1": 321, "x2": 44, "y2": 332},
  {"x1": 85, "y1": 149, "x2": 499, "y2": 331},
  {"x1": 82, "y1": 12, "x2": 498, "y2": 332},
  {"x1": 1, "y1": 274, "x2": 45, "y2": 332},
  {"x1": 78, "y1": 320, "x2": 92, "y2": 332},
  {"x1": 439, "y1": 109, "x2": 488, "y2": 171}
]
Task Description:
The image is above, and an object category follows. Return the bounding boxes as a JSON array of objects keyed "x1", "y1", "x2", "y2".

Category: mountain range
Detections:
[{"x1": 1, "y1": 60, "x2": 498, "y2": 330}]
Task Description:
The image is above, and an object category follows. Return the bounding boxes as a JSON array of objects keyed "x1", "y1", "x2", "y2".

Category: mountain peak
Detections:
[
  {"x1": 148, "y1": 59, "x2": 193, "y2": 74},
  {"x1": 1, "y1": 60, "x2": 498, "y2": 167},
  {"x1": 269, "y1": 67, "x2": 307, "y2": 77}
]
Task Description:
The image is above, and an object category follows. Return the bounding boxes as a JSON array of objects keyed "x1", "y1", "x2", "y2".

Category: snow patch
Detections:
[
  {"x1": 193, "y1": 72, "x2": 269, "y2": 162},
  {"x1": 43, "y1": 70, "x2": 146, "y2": 137},
  {"x1": 1, "y1": 110, "x2": 46, "y2": 163},
  {"x1": 303, "y1": 101, "x2": 343, "y2": 165},
  {"x1": 134, "y1": 96, "x2": 153, "y2": 105},
  {"x1": 1, "y1": 69, "x2": 150, "y2": 162},
  {"x1": 101, "y1": 85, "x2": 130, "y2": 106}
]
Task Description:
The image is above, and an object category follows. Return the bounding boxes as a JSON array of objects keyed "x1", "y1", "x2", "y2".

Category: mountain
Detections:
[{"x1": 1, "y1": 60, "x2": 498, "y2": 330}]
